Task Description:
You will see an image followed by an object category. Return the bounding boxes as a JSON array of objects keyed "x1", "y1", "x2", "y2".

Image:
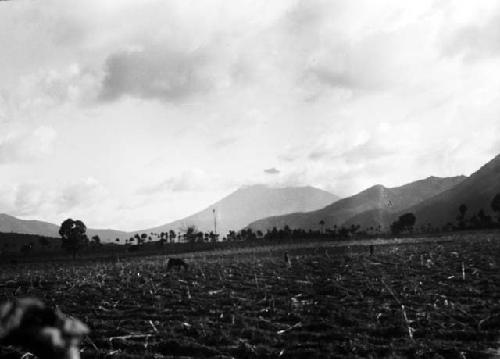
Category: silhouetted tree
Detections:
[
  {"x1": 469, "y1": 213, "x2": 480, "y2": 229},
  {"x1": 184, "y1": 226, "x2": 198, "y2": 243},
  {"x1": 283, "y1": 225, "x2": 291, "y2": 238},
  {"x1": 350, "y1": 224, "x2": 360, "y2": 235},
  {"x1": 400, "y1": 213, "x2": 416, "y2": 231},
  {"x1": 208, "y1": 230, "x2": 218, "y2": 242},
  {"x1": 338, "y1": 227, "x2": 350, "y2": 238},
  {"x1": 38, "y1": 237, "x2": 50, "y2": 251},
  {"x1": 91, "y1": 235, "x2": 101, "y2": 246},
  {"x1": 20, "y1": 243, "x2": 33, "y2": 255},
  {"x1": 477, "y1": 209, "x2": 492, "y2": 228},
  {"x1": 229, "y1": 230, "x2": 238, "y2": 241},
  {"x1": 140, "y1": 233, "x2": 147, "y2": 245},
  {"x1": 59, "y1": 219, "x2": 88, "y2": 259},
  {"x1": 457, "y1": 204, "x2": 468, "y2": 229},
  {"x1": 491, "y1": 193, "x2": 500, "y2": 224},
  {"x1": 168, "y1": 230, "x2": 176, "y2": 243},
  {"x1": 319, "y1": 220, "x2": 325, "y2": 234},
  {"x1": 391, "y1": 213, "x2": 416, "y2": 234}
]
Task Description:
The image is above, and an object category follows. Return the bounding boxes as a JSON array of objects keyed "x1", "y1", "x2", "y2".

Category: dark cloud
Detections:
[
  {"x1": 443, "y1": 15, "x2": 500, "y2": 60},
  {"x1": 264, "y1": 167, "x2": 280, "y2": 175},
  {"x1": 308, "y1": 149, "x2": 330, "y2": 161},
  {"x1": 99, "y1": 46, "x2": 212, "y2": 102}
]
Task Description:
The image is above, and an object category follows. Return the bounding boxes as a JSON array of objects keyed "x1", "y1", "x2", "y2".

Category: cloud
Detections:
[
  {"x1": 56, "y1": 177, "x2": 108, "y2": 213},
  {"x1": 211, "y1": 137, "x2": 238, "y2": 149},
  {"x1": 99, "y1": 45, "x2": 216, "y2": 102},
  {"x1": 137, "y1": 169, "x2": 225, "y2": 195},
  {"x1": 0, "y1": 126, "x2": 57, "y2": 164},
  {"x1": 264, "y1": 167, "x2": 280, "y2": 175},
  {"x1": 0, "y1": 183, "x2": 52, "y2": 218},
  {"x1": 0, "y1": 177, "x2": 108, "y2": 221},
  {"x1": 20, "y1": 64, "x2": 102, "y2": 106},
  {"x1": 13, "y1": 183, "x2": 48, "y2": 216},
  {"x1": 443, "y1": 14, "x2": 500, "y2": 60},
  {"x1": 308, "y1": 139, "x2": 395, "y2": 163},
  {"x1": 1, "y1": 0, "x2": 500, "y2": 230}
]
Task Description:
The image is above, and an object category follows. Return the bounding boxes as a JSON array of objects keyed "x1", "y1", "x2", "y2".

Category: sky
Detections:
[{"x1": 1, "y1": 0, "x2": 500, "y2": 231}]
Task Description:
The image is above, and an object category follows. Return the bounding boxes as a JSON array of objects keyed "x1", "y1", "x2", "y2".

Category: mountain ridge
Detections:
[
  {"x1": 135, "y1": 185, "x2": 339, "y2": 236},
  {"x1": 0, "y1": 185, "x2": 339, "y2": 240},
  {"x1": 0, "y1": 213, "x2": 128, "y2": 241},
  {"x1": 247, "y1": 175, "x2": 466, "y2": 232},
  {"x1": 2, "y1": 153, "x2": 498, "y2": 239},
  {"x1": 406, "y1": 154, "x2": 500, "y2": 228}
]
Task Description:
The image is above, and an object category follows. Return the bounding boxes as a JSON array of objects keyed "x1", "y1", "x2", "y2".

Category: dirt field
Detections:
[{"x1": 1, "y1": 234, "x2": 499, "y2": 358}]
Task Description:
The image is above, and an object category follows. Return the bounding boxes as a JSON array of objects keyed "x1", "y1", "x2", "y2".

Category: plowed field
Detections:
[{"x1": 1, "y1": 235, "x2": 499, "y2": 358}]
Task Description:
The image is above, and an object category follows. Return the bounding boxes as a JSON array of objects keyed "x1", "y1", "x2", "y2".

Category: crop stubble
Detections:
[{"x1": 0, "y1": 235, "x2": 499, "y2": 358}]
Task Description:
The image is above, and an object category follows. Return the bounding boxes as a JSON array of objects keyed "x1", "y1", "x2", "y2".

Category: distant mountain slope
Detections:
[
  {"x1": 343, "y1": 208, "x2": 395, "y2": 230},
  {"x1": 137, "y1": 185, "x2": 339, "y2": 236},
  {"x1": 247, "y1": 176, "x2": 465, "y2": 232},
  {"x1": 86, "y1": 228, "x2": 129, "y2": 242},
  {"x1": 408, "y1": 154, "x2": 500, "y2": 227},
  {"x1": 0, "y1": 213, "x2": 60, "y2": 237},
  {"x1": 0, "y1": 213, "x2": 128, "y2": 242}
]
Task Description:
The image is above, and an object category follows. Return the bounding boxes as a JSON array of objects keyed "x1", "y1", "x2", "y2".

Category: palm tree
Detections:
[
  {"x1": 457, "y1": 204, "x2": 468, "y2": 229},
  {"x1": 319, "y1": 220, "x2": 325, "y2": 234},
  {"x1": 491, "y1": 193, "x2": 500, "y2": 224}
]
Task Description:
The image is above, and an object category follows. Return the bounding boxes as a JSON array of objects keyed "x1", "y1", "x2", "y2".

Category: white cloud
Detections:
[
  {"x1": 0, "y1": 126, "x2": 57, "y2": 163},
  {"x1": 0, "y1": 0, "x2": 499, "y2": 229},
  {"x1": 0, "y1": 177, "x2": 112, "y2": 226},
  {"x1": 13, "y1": 183, "x2": 49, "y2": 216},
  {"x1": 56, "y1": 177, "x2": 108, "y2": 212},
  {"x1": 138, "y1": 169, "x2": 230, "y2": 195}
]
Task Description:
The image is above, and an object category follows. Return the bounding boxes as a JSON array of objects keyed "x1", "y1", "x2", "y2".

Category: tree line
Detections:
[{"x1": 8, "y1": 193, "x2": 498, "y2": 259}]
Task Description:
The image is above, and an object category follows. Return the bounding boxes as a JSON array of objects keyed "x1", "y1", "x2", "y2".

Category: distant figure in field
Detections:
[
  {"x1": 284, "y1": 252, "x2": 292, "y2": 268},
  {"x1": 167, "y1": 258, "x2": 189, "y2": 271},
  {"x1": 370, "y1": 245, "x2": 374, "y2": 256}
]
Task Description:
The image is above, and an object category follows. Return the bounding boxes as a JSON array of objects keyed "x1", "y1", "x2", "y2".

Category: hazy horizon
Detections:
[
  {"x1": 1, "y1": 1, "x2": 500, "y2": 230},
  {"x1": 0, "y1": 166, "x2": 482, "y2": 232}
]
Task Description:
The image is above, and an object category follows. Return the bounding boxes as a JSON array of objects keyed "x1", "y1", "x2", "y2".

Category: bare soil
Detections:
[{"x1": 1, "y1": 234, "x2": 499, "y2": 358}]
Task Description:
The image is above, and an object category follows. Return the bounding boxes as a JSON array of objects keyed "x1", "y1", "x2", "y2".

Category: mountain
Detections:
[
  {"x1": 407, "y1": 154, "x2": 500, "y2": 227},
  {"x1": 136, "y1": 185, "x2": 339, "y2": 236},
  {"x1": 247, "y1": 176, "x2": 465, "y2": 232},
  {"x1": 1, "y1": 185, "x2": 337, "y2": 240},
  {"x1": 342, "y1": 208, "x2": 395, "y2": 230},
  {"x1": 0, "y1": 213, "x2": 60, "y2": 237},
  {"x1": 0, "y1": 213, "x2": 128, "y2": 242}
]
